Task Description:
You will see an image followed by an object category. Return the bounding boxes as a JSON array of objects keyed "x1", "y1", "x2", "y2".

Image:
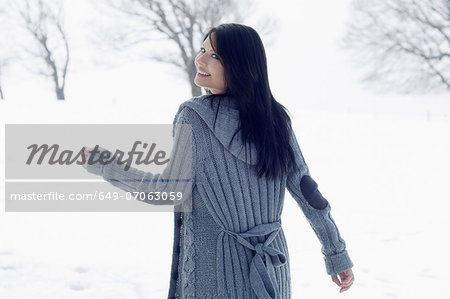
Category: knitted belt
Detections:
[{"x1": 217, "y1": 221, "x2": 287, "y2": 299}]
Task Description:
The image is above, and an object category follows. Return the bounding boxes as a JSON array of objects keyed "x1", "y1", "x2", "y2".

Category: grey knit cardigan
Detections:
[{"x1": 86, "y1": 94, "x2": 354, "y2": 299}]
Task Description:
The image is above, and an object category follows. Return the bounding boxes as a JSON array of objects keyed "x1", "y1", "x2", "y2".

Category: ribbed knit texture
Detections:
[{"x1": 86, "y1": 94, "x2": 354, "y2": 299}]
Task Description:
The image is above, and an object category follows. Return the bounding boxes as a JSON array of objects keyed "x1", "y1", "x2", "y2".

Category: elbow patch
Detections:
[{"x1": 300, "y1": 175, "x2": 329, "y2": 210}]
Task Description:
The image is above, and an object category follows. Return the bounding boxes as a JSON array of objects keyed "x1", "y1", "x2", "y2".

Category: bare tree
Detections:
[
  {"x1": 0, "y1": 57, "x2": 12, "y2": 100},
  {"x1": 8, "y1": 0, "x2": 70, "y2": 100},
  {"x1": 0, "y1": 65, "x2": 4, "y2": 99},
  {"x1": 0, "y1": 7, "x2": 13, "y2": 100},
  {"x1": 341, "y1": 0, "x2": 450, "y2": 94},
  {"x1": 93, "y1": 0, "x2": 278, "y2": 96}
]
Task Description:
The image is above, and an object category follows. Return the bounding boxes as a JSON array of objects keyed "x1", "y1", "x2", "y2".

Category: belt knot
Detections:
[
  {"x1": 254, "y1": 243, "x2": 264, "y2": 256},
  {"x1": 219, "y1": 220, "x2": 287, "y2": 299}
]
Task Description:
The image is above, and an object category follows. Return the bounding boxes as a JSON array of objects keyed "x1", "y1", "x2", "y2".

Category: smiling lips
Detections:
[{"x1": 197, "y1": 70, "x2": 210, "y2": 77}]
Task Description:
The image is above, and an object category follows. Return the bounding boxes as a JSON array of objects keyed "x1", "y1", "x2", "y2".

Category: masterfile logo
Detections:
[
  {"x1": 25, "y1": 142, "x2": 170, "y2": 171},
  {"x1": 5, "y1": 124, "x2": 193, "y2": 212}
]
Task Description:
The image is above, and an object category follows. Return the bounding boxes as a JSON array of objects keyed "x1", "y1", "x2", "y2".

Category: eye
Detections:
[{"x1": 200, "y1": 47, "x2": 219, "y2": 60}]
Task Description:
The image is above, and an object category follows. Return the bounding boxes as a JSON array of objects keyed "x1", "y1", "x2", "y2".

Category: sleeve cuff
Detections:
[
  {"x1": 86, "y1": 146, "x2": 112, "y2": 176},
  {"x1": 323, "y1": 250, "x2": 354, "y2": 275}
]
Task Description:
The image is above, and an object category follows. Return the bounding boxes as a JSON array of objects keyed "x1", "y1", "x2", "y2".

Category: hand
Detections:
[
  {"x1": 331, "y1": 268, "x2": 354, "y2": 293},
  {"x1": 82, "y1": 146, "x2": 91, "y2": 169}
]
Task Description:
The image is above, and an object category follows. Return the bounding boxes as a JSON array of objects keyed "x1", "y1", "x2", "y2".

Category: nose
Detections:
[{"x1": 195, "y1": 53, "x2": 207, "y2": 68}]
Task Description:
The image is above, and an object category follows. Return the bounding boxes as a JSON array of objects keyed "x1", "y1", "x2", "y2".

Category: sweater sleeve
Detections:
[
  {"x1": 286, "y1": 128, "x2": 354, "y2": 275},
  {"x1": 85, "y1": 107, "x2": 196, "y2": 206}
]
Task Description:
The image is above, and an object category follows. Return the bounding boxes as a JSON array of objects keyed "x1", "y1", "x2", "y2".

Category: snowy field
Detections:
[{"x1": 1, "y1": 94, "x2": 449, "y2": 299}]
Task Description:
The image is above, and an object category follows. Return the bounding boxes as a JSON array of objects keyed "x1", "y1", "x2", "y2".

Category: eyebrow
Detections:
[{"x1": 201, "y1": 43, "x2": 214, "y2": 52}]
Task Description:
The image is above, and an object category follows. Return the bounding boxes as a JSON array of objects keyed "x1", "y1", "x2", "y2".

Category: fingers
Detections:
[
  {"x1": 340, "y1": 277, "x2": 354, "y2": 290},
  {"x1": 331, "y1": 274, "x2": 341, "y2": 287},
  {"x1": 330, "y1": 269, "x2": 355, "y2": 293},
  {"x1": 338, "y1": 269, "x2": 355, "y2": 293},
  {"x1": 340, "y1": 284, "x2": 352, "y2": 293}
]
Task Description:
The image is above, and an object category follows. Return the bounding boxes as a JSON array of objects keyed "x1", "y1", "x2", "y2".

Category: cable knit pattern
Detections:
[
  {"x1": 86, "y1": 94, "x2": 354, "y2": 298},
  {"x1": 174, "y1": 216, "x2": 183, "y2": 298},
  {"x1": 180, "y1": 211, "x2": 195, "y2": 298}
]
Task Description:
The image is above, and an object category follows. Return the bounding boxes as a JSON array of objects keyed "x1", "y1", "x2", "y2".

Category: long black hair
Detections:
[{"x1": 201, "y1": 23, "x2": 296, "y2": 181}]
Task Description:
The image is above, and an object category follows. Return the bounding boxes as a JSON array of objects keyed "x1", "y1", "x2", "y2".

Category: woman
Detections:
[{"x1": 84, "y1": 23, "x2": 354, "y2": 298}]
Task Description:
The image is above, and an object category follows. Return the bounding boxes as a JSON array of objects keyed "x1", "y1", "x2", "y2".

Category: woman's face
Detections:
[{"x1": 194, "y1": 35, "x2": 226, "y2": 94}]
